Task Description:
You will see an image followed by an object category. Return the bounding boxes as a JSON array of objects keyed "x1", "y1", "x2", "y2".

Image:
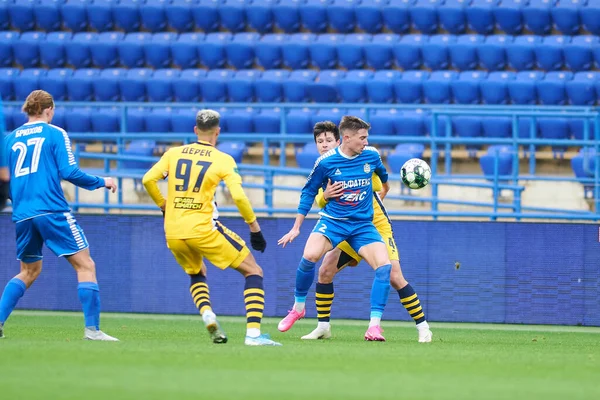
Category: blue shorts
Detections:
[
  {"x1": 311, "y1": 216, "x2": 383, "y2": 253},
  {"x1": 16, "y1": 212, "x2": 89, "y2": 263}
]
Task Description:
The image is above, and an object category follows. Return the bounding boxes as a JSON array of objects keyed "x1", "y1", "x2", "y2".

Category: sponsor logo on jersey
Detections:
[
  {"x1": 174, "y1": 197, "x2": 203, "y2": 210},
  {"x1": 334, "y1": 168, "x2": 342, "y2": 175},
  {"x1": 364, "y1": 163, "x2": 371, "y2": 173}
]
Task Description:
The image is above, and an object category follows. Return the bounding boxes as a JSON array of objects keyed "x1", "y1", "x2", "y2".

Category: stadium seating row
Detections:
[
  {"x1": 1, "y1": 0, "x2": 599, "y2": 36},
  {"x1": 2, "y1": 31, "x2": 599, "y2": 71},
  {"x1": 2, "y1": 105, "x2": 595, "y2": 143},
  {"x1": 2, "y1": 68, "x2": 599, "y2": 106}
]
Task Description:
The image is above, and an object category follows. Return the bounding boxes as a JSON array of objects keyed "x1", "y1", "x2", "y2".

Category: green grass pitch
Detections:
[{"x1": 1, "y1": 311, "x2": 599, "y2": 400}]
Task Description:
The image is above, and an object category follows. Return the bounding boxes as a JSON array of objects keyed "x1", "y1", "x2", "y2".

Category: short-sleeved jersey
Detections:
[
  {"x1": 298, "y1": 146, "x2": 389, "y2": 221},
  {"x1": 142, "y1": 140, "x2": 256, "y2": 239},
  {"x1": 3, "y1": 122, "x2": 105, "y2": 222}
]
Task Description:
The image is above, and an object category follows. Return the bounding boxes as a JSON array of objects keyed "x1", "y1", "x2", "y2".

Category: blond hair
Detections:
[{"x1": 22, "y1": 90, "x2": 54, "y2": 116}]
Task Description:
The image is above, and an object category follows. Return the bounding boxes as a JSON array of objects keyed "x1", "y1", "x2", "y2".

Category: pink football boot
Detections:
[
  {"x1": 277, "y1": 309, "x2": 306, "y2": 332},
  {"x1": 364, "y1": 325, "x2": 386, "y2": 341}
]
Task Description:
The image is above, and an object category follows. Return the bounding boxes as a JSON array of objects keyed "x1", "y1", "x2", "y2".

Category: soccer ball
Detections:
[{"x1": 401, "y1": 158, "x2": 431, "y2": 189}]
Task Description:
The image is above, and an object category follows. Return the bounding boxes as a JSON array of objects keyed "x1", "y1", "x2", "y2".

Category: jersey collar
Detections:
[{"x1": 197, "y1": 140, "x2": 214, "y2": 147}]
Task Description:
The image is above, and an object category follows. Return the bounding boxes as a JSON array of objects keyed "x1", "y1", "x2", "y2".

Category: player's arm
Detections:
[
  {"x1": 315, "y1": 179, "x2": 344, "y2": 208},
  {"x1": 373, "y1": 152, "x2": 390, "y2": 200},
  {"x1": 142, "y1": 150, "x2": 170, "y2": 211}
]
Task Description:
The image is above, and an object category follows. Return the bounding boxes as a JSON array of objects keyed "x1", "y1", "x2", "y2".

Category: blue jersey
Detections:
[
  {"x1": 3, "y1": 122, "x2": 105, "y2": 222},
  {"x1": 298, "y1": 146, "x2": 388, "y2": 221}
]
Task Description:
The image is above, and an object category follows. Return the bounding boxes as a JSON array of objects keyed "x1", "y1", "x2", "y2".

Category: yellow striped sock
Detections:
[
  {"x1": 244, "y1": 275, "x2": 264, "y2": 331},
  {"x1": 316, "y1": 282, "x2": 334, "y2": 322}
]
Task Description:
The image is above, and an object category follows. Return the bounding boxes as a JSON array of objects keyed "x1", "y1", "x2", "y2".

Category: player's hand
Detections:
[
  {"x1": 323, "y1": 179, "x2": 344, "y2": 201},
  {"x1": 378, "y1": 181, "x2": 390, "y2": 200},
  {"x1": 278, "y1": 227, "x2": 300, "y2": 248},
  {"x1": 160, "y1": 204, "x2": 165, "y2": 218},
  {"x1": 250, "y1": 231, "x2": 267, "y2": 253},
  {"x1": 104, "y1": 177, "x2": 117, "y2": 193}
]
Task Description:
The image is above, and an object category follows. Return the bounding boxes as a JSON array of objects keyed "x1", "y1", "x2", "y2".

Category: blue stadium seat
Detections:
[
  {"x1": 569, "y1": 118, "x2": 595, "y2": 141},
  {"x1": 87, "y1": 0, "x2": 117, "y2": 32},
  {"x1": 146, "y1": 32, "x2": 176, "y2": 69},
  {"x1": 170, "y1": 107, "x2": 197, "y2": 133},
  {"x1": 35, "y1": 0, "x2": 65, "y2": 32},
  {"x1": 422, "y1": 34, "x2": 455, "y2": 70},
  {"x1": 10, "y1": 0, "x2": 37, "y2": 31},
  {"x1": 338, "y1": 70, "x2": 373, "y2": 103},
  {"x1": 566, "y1": 71, "x2": 597, "y2": 106},
  {"x1": 423, "y1": 70, "x2": 457, "y2": 104},
  {"x1": 382, "y1": 0, "x2": 411, "y2": 33},
  {"x1": 395, "y1": 111, "x2": 426, "y2": 137},
  {"x1": 480, "y1": 71, "x2": 515, "y2": 104},
  {"x1": 509, "y1": 71, "x2": 544, "y2": 105},
  {"x1": 535, "y1": 35, "x2": 568, "y2": 71},
  {"x1": 0, "y1": 68, "x2": 18, "y2": 100},
  {"x1": 393, "y1": 34, "x2": 426, "y2": 70},
  {"x1": 202, "y1": 69, "x2": 234, "y2": 102},
  {"x1": 15, "y1": 31, "x2": 44, "y2": 68},
  {"x1": 308, "y1": 69, "x2": 344, "y2": 103},
  {"x1": 517, "y1": 117, "x2": 538, "y2": 138},
  {"x1": 200, "y1": 32, "x2": 232, "y2": 69},
  {"x1": 571, "y1": 148, "x2": 597, "y2": 196},
  {"x1": 523, "y1": 0, "x2": 554, "y2": 35},
  {"x1": 122, "y1": 140, "x2": 156, "y2": 170},
  {"x1": 283, "y1": 69, "x2": 317, "y2": 101},
  {"x1": 480, "y1": 146, "x2": 515, "y2": 178},
  {"x1": 119, "y1": 68, "x2": 152, "y2": 102},
  {"x1": 67, "y1": 68, "x2": 99, "y2": 101},
  {"x1": 539, "y1": 118, "x2": 569, "y2": 143},
  {"x1": 285, "y1": 107, "x2": 312, "y2": 134},
  {"x1": 452, "y1": 71, "x2": 487, "y2": 104},
  {"x1": 172, "y1": 32, "x2": 203, "y2": 69},
  {"x1": 227, "y1": 69, "x2": 260, "y2": 102},
  {"x1": 91, "y1": 31, "x2": 124, "y2": 69},
  {"x1": 283, "y1": 33, "x2": 315, "y2": 69},
  {"x1": 296, "y1": 142, "x2": 320, "y2": 169},
  {"x1": 255, "y1": 33, "x2": 287, "y2": 69},
  {"x1": 551, "y1": 0, "x2": 582, "y2": 35},
  {"x1": 477, "y1": 34, "x2": 512, "y2": 71},
  {"x1": 126, "y1": 107, "x2": 146, "y2": 133},
  {"x1": 0, "y1": 31, "x2": 18, "y2": 68},
  {"x1": 14, "y1": 68, "x2": 45, "y2": 101},
  {"x1": 453, "y1": 116, "x2": 482, "y2": 141},
  {"x1": 218, "y1": 142, "x2": 246, "y2": 163},
  {"x1": 11, "y1": 106, "x2": 28, "y2": 130},
  {"x1": 367, "y1": 70, "x2": 400, "y2": 103},
  {"x1": 141, "y1": 0, "x2": 169, "y2": 32},
  {"x1": 581, "y1": 0, "x2": 600, "y2": 34},
  {"x1": 449, "y1": 34, "x2": 484, "y2": 70},
  {"x1": 227, "y1": 108, "x2": 255, "y2": 133},
  {"x1": 440, "y1": 0, "x2": 468, "y2": 34},
  {"x1": 145, "y1": 107, "x2": 172, "y2": 133},
  {"x1": 94, "y1": 68, "x2": 126, "y2": 101},
  {"x1": 466, "y1": 0, "x2": 498, "y2": 34},
  {"x1": 247, "y1": 0, "x2": 275, "y2": 33},
  {"x1": 328, "y1": 0, "x2": 359, "y2": 33},
  {"x1": 174, "y1": 69, "x2": 205, "y2": 102},
  {"x1": 425, "y1": 113, "x2": 452, "y2": 137},
  {"x1": 482, "y1": 117, "x2": 512, "y2": 138},
  {"x1": 61, "y1": 0, "x2": 91, "y2": 33},
  {"x1": 226, "y1": 32, "x2": 259, "y2": 69},
  {"x1": 300, "y1": 0, "x2": 329, "y2": 33},
  {"x1": 39, "y1": 68, "x2": 72, "y2": 101},
  {"x1": 506, "y1": 35, "x2": 541, "y2": 71},
  {"x1": 310, "y1": 107, "x2": 346, "y2": 129},
  {"x1": 387, "y1": 143, "x2": 426, "y2": 173},
  {"x1": 565, "y1": 35, "x2": 597, "y2": 72},
  {"x1": 274, "y1": 0, "x2": 302, "y2": 32},
  {"x1": 91, "y1": 107, "x2": 120, "y2": 133},
  {"x1": 365, "y1": 33, "x2": 399, "y2": 69},
  {"x1": 309, "y1": 33, "x2": 342, "y2": 69},
  {"x1": 0, "y1": 0, "x2": 10, "y2": 30},
  {"x1": 119, "y1": 32, "x2": 151, "y2": 68},
  {"x1": 494, "y1": 0, "x2": 525, "y2": 34},
  {"x1": 65, "y1": 107, "x2": 92, "y2": 134},
  {"x1": 253, "y1": 108, "x2": 281, "y2": 134},
  {"x1": 396, "y1": 70, "x2": 429, "y2": 103},
  {"x1": 51, "y1": 107, "x2": 65, "y2": 129},
  {"x1": 219, "y1": 0, "x2": 249, "y2": 32},
  {"x1": 369, "y1": 109, "x2": 398, "y2": 136},
  {"x1": 148, "y1": 69, "x2": 179, "y2": 102},
  {"x1": 356, "y1": 0, "x2": 386, "y2": 33},
  {"x1": 112, "y1": 0, "x2": 143, "y2": 32},
  {"x1": 410, "y1": 0, "x2": 442, "y2": 34},
  {"x1": 255, "y1": 69, "x2": 290, "y2": 102},
  {"x1": 66, "y1": 32, "x2": 97, "y2": 69},
  {"x1": 192, "y1": 0, "x2": 220, "y2": 32},
  {"x1": 536, "y1": 71, "x2": 572, "y2": 105},
  {"x1": 167, "y1": 0, "x2": 196, "y2": 32},
  {"x1": 337, "y1": 33, "x2": 370, "y2": 70}
]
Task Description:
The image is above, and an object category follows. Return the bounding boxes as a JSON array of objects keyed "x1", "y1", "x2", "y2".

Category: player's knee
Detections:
[
  {"x1": 302, "y1": 252, "x2": 320, "y2": 264},
  {"x1": 318, "y1": 265, "x2": 336, "y2": 283},
  {"x1": 375, "y1": 264, "x2": 391, "y2": 283},
  {"x1": 20, "y1": 262, "x2": 42, "y2": 283}
]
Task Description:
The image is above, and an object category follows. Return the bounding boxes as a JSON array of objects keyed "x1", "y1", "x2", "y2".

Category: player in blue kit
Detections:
[
  {"x1": 0, "y1": 99, "x2": 9, "y2": 210},
  {"x1": 0, "y1": 90, "x2": 119, "y2": 341},
  {"x1": 278, "y1": 116, "x2": 394, "y2": 339}
]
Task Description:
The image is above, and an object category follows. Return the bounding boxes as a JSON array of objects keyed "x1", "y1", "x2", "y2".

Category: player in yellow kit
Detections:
[{"x1": 142, "y1": 109, "x2": 281, "y2": 347}]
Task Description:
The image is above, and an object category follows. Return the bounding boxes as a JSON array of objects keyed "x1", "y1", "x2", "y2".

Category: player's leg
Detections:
[{"x1": 0, "y1": 219, "x2": 44, "y2": 338}]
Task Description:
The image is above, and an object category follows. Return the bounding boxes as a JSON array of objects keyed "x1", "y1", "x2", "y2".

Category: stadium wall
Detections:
[{"x1": 1, "y1": 214, "x2": 599, "y2": 326}]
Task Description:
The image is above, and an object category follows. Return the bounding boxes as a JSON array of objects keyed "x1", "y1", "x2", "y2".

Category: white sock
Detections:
[
  {"x1": 246, "y1": 328, "x2": 260, "y2": 338},
  {"x1": 201, "y1": 309, "x2": 216, "y2": 326},
  {"x1": 293, "y1": 302, "x2": 305, "y2": 312},
  {"x1": 369, "y1": 317, "x2": 381, "y2": 328},
  {"x1": 416, "y1": 320, "x2": 430, "y2": 331},
  {"x1": 317, "y1": 321, "x2": 330, "y2": 330}
]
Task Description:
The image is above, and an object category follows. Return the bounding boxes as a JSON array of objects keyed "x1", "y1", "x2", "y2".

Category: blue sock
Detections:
[
  {"x1": 77, "y1": 282, "x2": 100, "y2": 329},
  {"x1": 370, "y1": 264, "x2": 392, "y2": 317},
  {"x1": 294, "y1": 257, "x2": 316, "y2": 301},
  {"x1": 0, "y1": 278, "x2": 27, "y2": 324}
]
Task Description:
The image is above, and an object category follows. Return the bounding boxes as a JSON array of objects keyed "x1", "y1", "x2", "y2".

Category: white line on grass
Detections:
[{"x1": 12, "y1": 310, "x2": 600, "y2": 334}]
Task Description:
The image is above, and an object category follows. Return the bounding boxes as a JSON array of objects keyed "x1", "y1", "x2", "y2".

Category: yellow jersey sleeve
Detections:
[
  {"x1": 372, "y1": 173, "x2": 383, "y2": 192},
  {"x1": 315, "y1": 188, "x2": 327, "y2": 208},
  {"x1": 142, "y1": 149, "x2": 170, "y2": 209},
  {"x1": 221, "y1": 156, "x2": 256, "y2": 224}
]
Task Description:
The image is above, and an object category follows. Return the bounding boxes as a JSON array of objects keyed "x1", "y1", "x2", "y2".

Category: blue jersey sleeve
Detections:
[
  {"x1": 298, "y1": 159, "x2": 327, "y2": 216},
  {"x1": 52, "y1": 127, "x2": 105, "y2": 190}
]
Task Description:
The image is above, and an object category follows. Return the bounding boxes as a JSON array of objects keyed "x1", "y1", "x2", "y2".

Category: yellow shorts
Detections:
[
  {"x1": 166, "y1": 221, "x2": 250, "y2": 275},
  {"x1": 336, "y1": 222, "x2": 399, "y2": 266}
]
